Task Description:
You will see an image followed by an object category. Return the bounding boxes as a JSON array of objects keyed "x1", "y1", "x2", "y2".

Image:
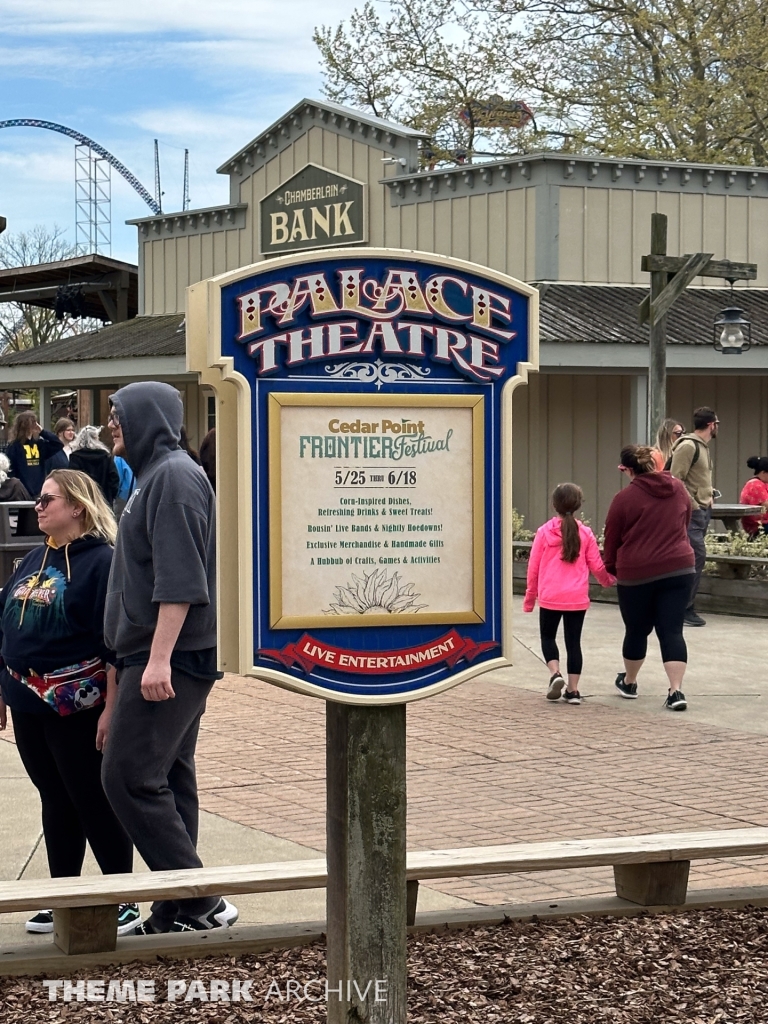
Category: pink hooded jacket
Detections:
[{"x1": 523, "y1": 517, "x2": 615, "y2": 612}]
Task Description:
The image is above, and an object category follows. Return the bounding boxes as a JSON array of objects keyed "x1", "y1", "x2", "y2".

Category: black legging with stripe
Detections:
[
  {"x1": 616, "y1": 573, "x2": 691, "y2": 663},
  {"x1": 539, "y1": 608, "x2": 586, "y2": 675}
]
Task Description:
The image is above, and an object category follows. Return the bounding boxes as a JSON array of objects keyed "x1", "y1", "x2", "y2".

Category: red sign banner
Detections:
[{"x1": 259, "y1": 630, "x2": 498, "y2": 677}]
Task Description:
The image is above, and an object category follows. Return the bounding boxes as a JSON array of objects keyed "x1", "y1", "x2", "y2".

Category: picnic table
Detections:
[{"x1": 711, "y1": 503, "x2": 763, "y2": 535}]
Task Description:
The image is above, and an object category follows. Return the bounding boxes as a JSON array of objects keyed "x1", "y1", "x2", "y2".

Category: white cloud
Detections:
[{"x1": 0, "y1": 0, "x2": 359, "y2": 38}]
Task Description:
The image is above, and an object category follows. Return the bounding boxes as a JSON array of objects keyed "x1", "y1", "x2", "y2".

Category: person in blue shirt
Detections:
[{"x1": 112, "y1": 455, "x2": 135, "y2": 521}]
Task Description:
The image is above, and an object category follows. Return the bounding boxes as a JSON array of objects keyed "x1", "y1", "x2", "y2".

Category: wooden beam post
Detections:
[
  {"x1": 53, "y1": 906, "x2": 118, "y2": 955},
  {"x1": 614, "y1": 861, "x2": 690, "y2": 906},
  {"x1": 648, "y1": 213, "x2": 668, "y2": 445},
  {"x1": 327, "y1": 702, "x2": 407, "y2": 1024}
]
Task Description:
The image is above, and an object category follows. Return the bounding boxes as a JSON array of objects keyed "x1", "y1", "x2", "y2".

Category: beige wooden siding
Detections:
[
  {"x1": 513, "y1": 372, "x2": 768, "y2": 534},
  {"x1": 139, "y1": 126, "x2": 541, "y2": 312},
  {"x1": 512, "y1": 373, "x2": 632, "y2": 533},
  {"x1": 559, "y1": 189, "x2": 768, "y2": 286},
  {"x1": 667, "y1": 375, "x2": 768, "y2": 509}
]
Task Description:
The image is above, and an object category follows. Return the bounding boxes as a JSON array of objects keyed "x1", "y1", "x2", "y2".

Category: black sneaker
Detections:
[
  {"x1": 546, "y1": 673, "x2": 565, "y2": 701},
  {"x1": 665, "y1": 690, "x2": 688, "y2": 711},
  {"x1": 615, "y1": 672, "x2": 638, "y2": 699},
  {"x1": 132, "y1": 918, "x2": 171, "y2": 936},
  {"x1": 25, "y1": 910, "x2": 53, "y2": 934},
  {"x1": 116, "y1": 903, "x2": 141, "y2": 936},
  {"x1": 170, "y1": 898, "x2": 239, "y2": 932},
  {"x1": 562, "y1": 689, "x2": 581, "y2": 705},
  {"x1": 684, "y1": 611, "x2": 706, "y2": 626}
]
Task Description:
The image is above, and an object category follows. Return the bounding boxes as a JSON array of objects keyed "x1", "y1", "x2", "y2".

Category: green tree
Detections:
[
  {"x1": 0, "y1": 225, "x2": 99, "y2": 353},
  {"x1": 315, "y1": 0, "x2": 768, "y2": 164},
  {"x1": 314, "y1": 0, "x2": 527, "y2": 161}
]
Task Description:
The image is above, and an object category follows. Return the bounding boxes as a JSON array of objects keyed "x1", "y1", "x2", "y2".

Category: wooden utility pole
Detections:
[
  {"x1": 648, "y1": 215, "x2": 669, "y2": 445},
  {"x1": 639, "y1": 214, "x2": 757, "y2": 443}
]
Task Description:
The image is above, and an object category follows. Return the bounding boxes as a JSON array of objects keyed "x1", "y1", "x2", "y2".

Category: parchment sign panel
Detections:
[{"x1": 270, "y1": 394, "x2": 484, "y2": 629}]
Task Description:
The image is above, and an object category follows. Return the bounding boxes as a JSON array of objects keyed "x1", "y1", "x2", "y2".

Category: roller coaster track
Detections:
[{"x1": 0, "y1": 119, "x2": 161, "y2": 215}]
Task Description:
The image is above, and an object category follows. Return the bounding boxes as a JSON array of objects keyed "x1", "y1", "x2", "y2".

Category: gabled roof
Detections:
[
  {"x1": 0, "y1": 254, "x2": 138, "y2": 321},
  {"x1": 217, "y1": 98, "x2": 428, "y2": 176},
  {"x1": 0, "y1": 314, "x2": 185, "y2": 366},
  {"x1": 539, "y1": 284, "x2": 768, "y2": 345}
]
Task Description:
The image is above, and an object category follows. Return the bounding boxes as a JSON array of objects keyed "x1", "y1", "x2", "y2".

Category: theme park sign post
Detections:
[{"x1": 188, "y1": 249, "x2": 538, "y2": 1023}]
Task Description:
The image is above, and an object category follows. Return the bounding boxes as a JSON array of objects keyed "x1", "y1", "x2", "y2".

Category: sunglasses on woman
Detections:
[{"x1": 34, "y1": 493, "x2": 62, "y2": 510}]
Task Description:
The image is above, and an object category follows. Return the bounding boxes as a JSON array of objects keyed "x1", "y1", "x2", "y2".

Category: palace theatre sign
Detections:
[{"x1": 260, "y1": 164, "x2": 366, "y2": 256}]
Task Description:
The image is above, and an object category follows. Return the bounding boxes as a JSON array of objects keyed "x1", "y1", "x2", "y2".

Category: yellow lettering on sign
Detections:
[
  {"x1": 289, "y1": 209, "x2": 309, "y2": 242},
  {"x1": 310, "y1": 205, "x2": 332, "y2": 240},
  {"x1": 270, "y1": 212, "x2": 289, "y2": 245},
  {"x1": 332, "y1": 201, "x2": 355, "y2": 236}
]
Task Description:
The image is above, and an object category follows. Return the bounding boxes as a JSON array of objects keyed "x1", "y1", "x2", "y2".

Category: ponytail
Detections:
[{"x1": 552, "y1": 483, "x2": 583, "y2": 563}]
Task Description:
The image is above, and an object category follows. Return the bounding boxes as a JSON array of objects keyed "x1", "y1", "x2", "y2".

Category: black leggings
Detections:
[
  {"x1": 11, "y1": 706, "x2": 133, "y2": 878},
  {"x1": 617, "y1": 574, "x2": 690, "y2": 664},
  {"x1": 539, "y1": 608, "x2": 586, "y2": 675}
]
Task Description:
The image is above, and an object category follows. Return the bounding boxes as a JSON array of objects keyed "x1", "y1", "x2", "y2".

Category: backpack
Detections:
[{"x1": 664, "y1": 435, "x2": 704, "y2": 472}]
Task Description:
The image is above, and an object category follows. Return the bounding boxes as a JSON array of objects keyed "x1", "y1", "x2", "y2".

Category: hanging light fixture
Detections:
[{"x1": 714, "y1": 280, "x2": 751, "y2": 354}]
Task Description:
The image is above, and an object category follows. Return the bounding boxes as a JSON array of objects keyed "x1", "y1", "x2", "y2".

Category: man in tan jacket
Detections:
[{"x1": 669, "y1": 406, "x2": 718, "y2": 627}]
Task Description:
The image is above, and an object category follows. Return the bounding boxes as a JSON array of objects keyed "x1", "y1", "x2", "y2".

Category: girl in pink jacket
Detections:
[{"x1": 523, "y1": 483, "x2": 615, "y2": 705}]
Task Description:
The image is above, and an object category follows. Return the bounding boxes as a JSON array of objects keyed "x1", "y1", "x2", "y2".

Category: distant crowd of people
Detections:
[
  {"x1": 524, "y1": 406, "x2": 766, "y2": 713},
  {"x1": 0, "y1": 412, "x2": 216, "y2": 516},
  {"x1": 0, "y1": 393, "x2": 226, "y2": 939}
]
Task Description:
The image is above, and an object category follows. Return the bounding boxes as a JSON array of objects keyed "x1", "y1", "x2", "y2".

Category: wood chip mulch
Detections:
[{"x1": 2, "y1": 907, "x2": 768, "y2": 1022}]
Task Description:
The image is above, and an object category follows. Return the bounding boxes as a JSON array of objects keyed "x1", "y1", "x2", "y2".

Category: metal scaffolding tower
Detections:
[{"x1": 75, "y1": 144, "x2": 111, "y2": 255}]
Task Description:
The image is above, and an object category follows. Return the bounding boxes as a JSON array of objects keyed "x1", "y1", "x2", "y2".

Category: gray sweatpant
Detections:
[
  {"x1": 686, "y1": 507, "x2": 711, "y2": 611},
  {"x1": 101, "y1": 663, "x2": 217, "y2": 926}
]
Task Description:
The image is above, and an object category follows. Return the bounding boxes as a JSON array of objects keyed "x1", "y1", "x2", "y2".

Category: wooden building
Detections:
[{"x1": 7, "y1": 98, "x2": 768, "y2": 528}]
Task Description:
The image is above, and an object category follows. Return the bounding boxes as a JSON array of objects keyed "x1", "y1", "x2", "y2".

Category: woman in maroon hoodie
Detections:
[{"x1": 602, "y1": 445, "x2": 695, "y2": 711}]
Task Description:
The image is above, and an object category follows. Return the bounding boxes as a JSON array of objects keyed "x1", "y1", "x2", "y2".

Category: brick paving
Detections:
[{"x1": 195, "y1": 674, "x2": 768, "y2": 906}]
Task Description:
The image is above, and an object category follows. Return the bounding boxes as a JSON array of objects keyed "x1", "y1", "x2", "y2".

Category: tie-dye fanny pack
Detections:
[{"x1": 8, "y1": 658, "x2": 107, "y2": 716}]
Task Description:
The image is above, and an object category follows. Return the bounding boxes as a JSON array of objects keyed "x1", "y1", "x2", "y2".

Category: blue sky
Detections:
[{"x1": 0, "y1": 0, "x2": 361, "y2": 264}]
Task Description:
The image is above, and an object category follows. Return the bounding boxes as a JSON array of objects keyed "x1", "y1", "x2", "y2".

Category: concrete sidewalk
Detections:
[{"x1": 0, "y1": 597, "x2": 764, "y2": 946}]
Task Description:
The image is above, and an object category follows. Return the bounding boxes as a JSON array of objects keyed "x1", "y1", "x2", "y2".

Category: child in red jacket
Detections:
[{"x1": 523, "y1": 483, "x2": 615, "y2": 704}]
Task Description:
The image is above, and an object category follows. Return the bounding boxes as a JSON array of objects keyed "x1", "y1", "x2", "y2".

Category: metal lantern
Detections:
[{"x1": 714, "y1": 306, "x2": 751, "y2": 355}]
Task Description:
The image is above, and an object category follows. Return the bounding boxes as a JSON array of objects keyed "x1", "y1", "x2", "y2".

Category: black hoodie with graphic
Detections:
[
  {"x1": 0, "y1": 536, "x2": 114, "y2": 714},
  {"x1": 104, "y1": 382, "x2": 217, "y2": 664}
]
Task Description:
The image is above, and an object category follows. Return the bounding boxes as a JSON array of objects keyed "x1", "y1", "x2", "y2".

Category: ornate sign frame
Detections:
[{"x1": 187, "y1": 248, "x2": 539, "y2": 705}]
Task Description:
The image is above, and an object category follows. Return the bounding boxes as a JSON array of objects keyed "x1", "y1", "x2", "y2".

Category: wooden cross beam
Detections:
[{"x1": 638, "y1": 255, "x2": 758, "y2": 326}]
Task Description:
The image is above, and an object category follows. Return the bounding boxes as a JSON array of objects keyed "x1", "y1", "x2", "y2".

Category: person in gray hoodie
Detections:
[{"x1": 100, "y1": 381, "x2": 238, "y2": 934}]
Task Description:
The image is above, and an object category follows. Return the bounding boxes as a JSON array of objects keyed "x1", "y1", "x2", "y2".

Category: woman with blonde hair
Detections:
[
  {"x1": 603, "y1": 445, "x2": 695, "y2": 711},
  {"x1": 652, "y1": 418, "x2": 685, "y2": 471},
  {"x1": 0, "y1": 469, "x2": 138, "y2": 936}
]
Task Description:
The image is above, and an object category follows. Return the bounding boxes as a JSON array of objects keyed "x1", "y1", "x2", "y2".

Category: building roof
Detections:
[
  {"x1": 0, "y1": 314, "x2": 185, "y2": 366},
  {"x1": 384, "y1": 152, "x2": 768, "y2": 205},
  {"x1": 218, "y1": 99, "x2": 428, "y2": 176},
  {"x1": 539, "y1": 284, "x2": 768, "y2": 345},
  {"x1": 0, "y1": 254, "x2": 138, "y2": 321}
]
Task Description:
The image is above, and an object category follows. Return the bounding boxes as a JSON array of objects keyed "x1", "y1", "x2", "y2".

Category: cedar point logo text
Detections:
[{"x1": 235, "y1": 265, "x2": 517, "y2": 383}]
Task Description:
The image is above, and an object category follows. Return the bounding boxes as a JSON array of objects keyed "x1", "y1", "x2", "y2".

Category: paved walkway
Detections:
[{"x1": 1, "y1": 597, "x2": 766, "y2": 941}]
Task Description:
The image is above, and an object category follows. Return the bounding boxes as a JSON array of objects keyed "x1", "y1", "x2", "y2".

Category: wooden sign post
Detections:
[{"x1": 188, "y1": 250, "x2": 538, "y2": 1022}]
